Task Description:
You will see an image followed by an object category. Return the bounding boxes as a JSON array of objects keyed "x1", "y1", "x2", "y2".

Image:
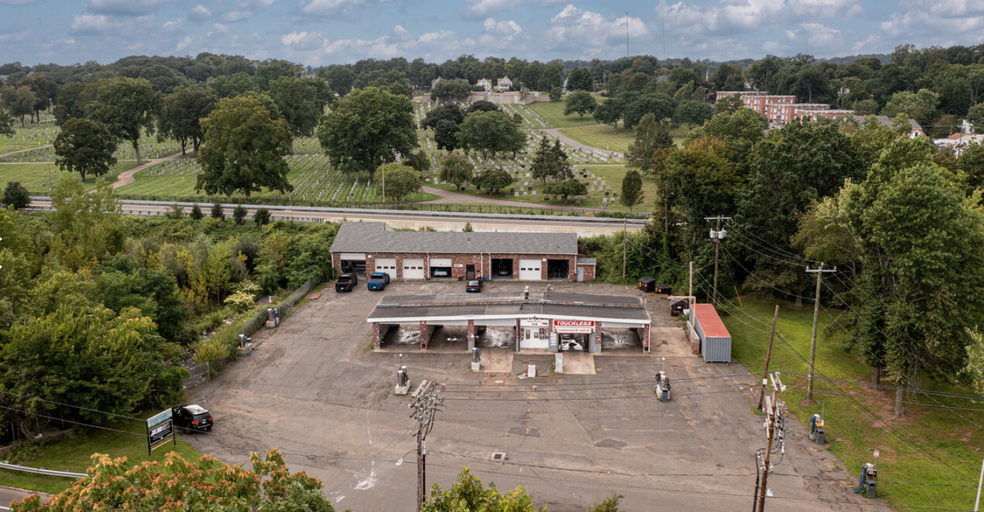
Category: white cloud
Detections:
[
  {"x1": 763, "y1": 40, "x2": 787, "y2": 52},
  {"x1": 162, "y1": 20, "x2": 181, "y2": 30},
  {"x1": 300, "y1": 0, "x2": 394, "y2": 16},
  {"x1": 548, "y1": 5, "x2": 646, "y2": 46},
  {"x1": 464, "y1": 0, "x2": 512, "y2": 18},
  {"x1": 801, "y1": 22, "x2": 841, "y2": 49},
  {"x1": 71, "y1": 14, "x2": 123, "y2": 33},
  {"x1": 483, "y1": 18, "x2": 522, "y2": 37},
  {"x1": 659, "y1": 0, "x2": 859, "y2": 35},
  {"x1": 881, "y1": 0, "x2": 984, "y2": 38},
  {"x1": 0, "y1": 31, "x2": 29, "y2": 43},
  {"x1": 190, "y1": 5, "x2": 211, "y2": 18},
  {"x1": 225, "y1": 10, "x2": 252, "y2": 21},
  {"x1": 175, "y1": 36, "x2": 194, "y2": 52},
  {"x1": 0, "y1": 0, "x2": 34, "y2": 5},
  {"x1": 212, "y1": 23, "x2": 229, "y2": 33},
  {"x1": 845, "y1": 4, "x2": 864, "y2": 18},
  {"x1": 87, "y1": 0, "x2": 165, "y2": 16}
]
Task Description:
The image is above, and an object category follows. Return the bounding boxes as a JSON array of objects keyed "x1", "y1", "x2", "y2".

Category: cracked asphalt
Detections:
[{"x1": 184, "y1": 281, "x2": 886, "y2": 512}]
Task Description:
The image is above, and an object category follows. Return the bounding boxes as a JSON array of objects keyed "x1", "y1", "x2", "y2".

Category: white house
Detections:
[
  {"x1": 476, "y1": 78, "x2": 493, "y2": 92},
  {"x1": 496, "y1": 76, "x2": 512, "y2": 92}
]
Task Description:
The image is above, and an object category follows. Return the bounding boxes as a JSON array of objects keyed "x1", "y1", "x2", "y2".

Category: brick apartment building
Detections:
[
  {"x1": 716, "y1": 90, "x2": 854, "y2": 127},
  {"x1": 329, "y1": 222, "x2": 596, "y2": 282}
]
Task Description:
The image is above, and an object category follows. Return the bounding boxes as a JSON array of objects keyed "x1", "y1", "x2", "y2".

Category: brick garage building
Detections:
[{"x1": 329, "y1": 222, "x2": 595, "y2": 282}]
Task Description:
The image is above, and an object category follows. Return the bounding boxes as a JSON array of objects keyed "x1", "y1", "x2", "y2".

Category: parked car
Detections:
[
  {"x1": 433, "y1": 268, "x2": 450, "y2": 277},
  {"x1": 335, "y1": 273, "x2": 358, "y2": 292},
  {"x1": 367, "y1": 272, "x2": 390, "y2": 291},
  {"x1": 497, "y1": 267, "x2": 511, "y2": 276},
  {"x1": 171, "y1": 404, "x2": 212, "y2": 433},
  {"x1": 466, "y1": 280, "x2": 482, "y2": 293}
]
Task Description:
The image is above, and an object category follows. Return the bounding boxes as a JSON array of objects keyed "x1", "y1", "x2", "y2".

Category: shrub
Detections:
[
  {"x1": 211, "y1": 202, "x2": 224, "y2": 219},
  {"x1": 190, "y1": 204, "x2": 203, "y2": 220},
  {"x1": 224, "y1": 281, "x2": 261, "y2": 312},
  {"x1": 193, "y1": 336, "x2": 231, "y2": 371},
  {"x1": 2, "y1": 181, "x2": 31, "y2": 210},
  {"x1": 165, "y1": 203, "x2": 184, "y2": 219},
  {"x1": 254, "y1": 208, "x2": 271, "y2": 226},
  {"x1": 233, "y1": 204, "x2": 247, "y2": 225}
]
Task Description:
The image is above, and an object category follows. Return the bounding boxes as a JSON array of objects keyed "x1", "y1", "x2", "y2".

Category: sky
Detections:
[{"x1": 0, "y1": 0, "x2": 982, "y2": 67}]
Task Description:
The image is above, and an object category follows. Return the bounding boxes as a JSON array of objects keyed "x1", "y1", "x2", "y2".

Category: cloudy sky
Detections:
[{"x1": 1, "y1": 0, "x2": 982, "y2": 66}]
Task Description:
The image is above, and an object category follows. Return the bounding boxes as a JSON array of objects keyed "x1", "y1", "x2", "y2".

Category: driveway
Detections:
[{"x1": 185, "y1": 281, "x2": 883, "y2": 512}]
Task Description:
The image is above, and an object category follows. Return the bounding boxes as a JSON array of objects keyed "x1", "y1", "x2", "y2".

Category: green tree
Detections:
[
  {"x1": 623, "y1": 93, "x2": 676, "y2": 129},
  {"x1": 197, "y1": 96, "x2": 293, "y2": 198},
  {"x1": 0, "y1": 85, "x2": 37, "y2": 127},
  {"x1": 254, "y1": 207, "x2": 271, "y2": 226},
  {"x1": 138, "y1": 65, "x2": 188, "y2": 94},
  {"x1": 318, "y1": 86, "x2": 418, "y2": 173},
  {"x1": 47, "y1": 177, "x2": 122, "y2": 271},
  {"x1": 881, "y1": 88, "x2": 939, "y2": 126},
  {"x1": 674, "y1": 100, "x2": 714, "y2": 130},
  {"x1": 620, "y1": 169, "x2": 645, "y2": 211},
  {"x1": 430, "y1": 78, "x2": 472, "y2": 102},
  {"x1": 848, "y1": 141, "x2": 984, "y2": 414},
  {"x1": 159, "y1": 86, "x2": 216, "y2": 154},
  {"x1": 593, "y1": 100, "x2": 623, "y2": 131},
  {"x1": 87, "y1": 77, "x2": 160, "y2": 165},
  {"x1": 190, "y1": 203, "x2": 203, "y2": 220},
  {"x1": 2, "y1": 181, "x2": 30, "y2": 210},
  {"x1": 589, "y1": 494, "x2": 625, "y2": 512},
  {"x1": 53, "y1": 118, "x2": 118, "y2": 183},
  {"x1": 968, "y1": 103, "x2": 984, "y2": 134},
  {"x1": 434, "y1": 119, "x2": 460, "y2": 151},
  {"x1": 538, "y1": 63, "x2": 563, "y2": 92},
  {"x1": 16, "y1": 74, "x2": 56, "y2": 123},
  {"x1": 206, "y1": 72, "x2": 254, "y2": 99},
  {"x1": 423, "y1": 103, "x2": 465, "y2": 129},
  {"x1": 12, "y1": 449, "x2": 335, "y2": 512},
  {"x1": 714, "y1": 94, "x2": 744, "y2": 114},
  {"x1": 322, "y1": 65, "x2": 355, "y2": 97},
  {"x1": 544, "y1": 178, "x2": 587, "y2": 204},
  {"x1": 268, "y1": 76, "x2": 324, "y2": 136},
  {"x1": 685, "y1": 107, "x2": 768, "y2": 174},
  {"x1": 406, "y1": 150, "x2": 432, "y2": 173},
  {"x1": 0, "y1": 106, "x2": 14, "y2": 136},
  {"x1": 466, "y1": 100, "x2": 499, "y2": 113},
  {"x1": 566, "y1": 67, "x2": 594, "y2": 92},
  {"x1": 253, "y1": 59, "x2": 302, "y2": 91},
  {"x1": 472, "y1": 168, "x2": 513, "y2": 194},
  {"x1": 375, "y1": 163, "x2": 422, "y2": 201},
  {"x1": 738, "y1": 120, "x2": 860, "y2": 305},
  {"x1": 439, "y1": 152, "x2": 474, "y2": 190},
  {"x1": 424, "y1": 468, "x2": 543, "y2": 512},
  {"x1": 211, "y1": 202, "x2": 224, "y2": 219},
  {"x1": 458, "y1": 110, "x2": 526, "y2": 163},
  {"x1": 626, "y1": 114, "x2": 674, "y2": 173},
  {"x1": 564, "y1": 90, "x2": 597, "y2": 117},
  {"x1": 233, "y1": 204, "x2": 247, "y2": 225},
  {"x1": 54, "y1": 82, "x2": 92, "y2": 125}
]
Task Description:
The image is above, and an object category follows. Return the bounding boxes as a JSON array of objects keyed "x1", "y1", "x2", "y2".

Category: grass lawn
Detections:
[
  {"x1": 0, "y1": 161, "x2": 139, "y2": 195},
  {"x1": 525, "y1": 97, "x2": 607, "y2": 129},
  {"x1": 0, "y1": 416, "x2": 204, "y2": 495},
  {"x1": 557, "y1": 124, "x2": 691, "y2": 154},
  {"x1": 721, "y1": 296, "x2": 984, "y2": 511}
]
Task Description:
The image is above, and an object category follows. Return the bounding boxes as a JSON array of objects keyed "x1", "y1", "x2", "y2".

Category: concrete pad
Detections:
[{"x1": 557, "y1": 351, "x2": 595, "y2": 375}]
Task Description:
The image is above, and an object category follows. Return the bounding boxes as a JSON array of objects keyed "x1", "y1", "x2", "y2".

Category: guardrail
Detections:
[
  {"x1": 0, "y1": 461, "x2": 87, "y2": 479},
  {"x1": 29, "y1": 197, "x2": 650, "y2": 225}
]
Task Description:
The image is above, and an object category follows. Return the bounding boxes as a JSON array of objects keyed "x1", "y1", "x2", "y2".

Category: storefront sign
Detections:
[
  {"x1": 521, "y1": 318, "x2": 550, "y2": 327},
  {"x1": 554, "y1": 320, "x2": 595, "y2": 334}
]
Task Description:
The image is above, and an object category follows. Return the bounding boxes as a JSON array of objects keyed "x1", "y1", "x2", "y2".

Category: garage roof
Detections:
[
  {"x1": 367, "y1": 291, "x2": 650, "y2": 325},
  {"x1": 330, "y1": 222, "x2": 578, "y2": 256}
]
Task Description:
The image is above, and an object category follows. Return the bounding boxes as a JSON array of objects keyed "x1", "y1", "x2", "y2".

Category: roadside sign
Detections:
[{"x1": 146, "y1": 409, "x2": 175, "y2": 455}]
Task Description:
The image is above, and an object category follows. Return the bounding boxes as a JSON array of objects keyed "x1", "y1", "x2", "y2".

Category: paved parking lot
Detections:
[{"x1": 186, "y1": 281, "x2": 883, "y2": 512}]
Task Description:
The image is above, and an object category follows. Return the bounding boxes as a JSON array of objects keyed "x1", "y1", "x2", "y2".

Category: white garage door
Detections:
[
  {"x1": 403, "y1": 258, "x2": 425, "y2": 279},
  {"x1": 374, "y1": 258, "x2": 397, "y2": 278},
  {"x1": 519, "y1": 259, "x2": 542, "y2": 281},
  {"x1": 430, "y1": 258, "x2": 452, "y2": 267}
]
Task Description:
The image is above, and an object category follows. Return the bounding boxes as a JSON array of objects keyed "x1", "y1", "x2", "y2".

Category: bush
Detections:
[
  {"x1": 254, "y1": 208, "x2": 271, "y2": 226},
  {"x1": 193, "y1": 336, "x2": 231, "y2": 370},
  {"x1": 190, "y1": 204, "x2": 203, "y2": 220},
  {"x1": 211, "y1": 202, "x2": 224, "y2": 219},
  {"x1": 463, "y1": 222, "x2": 473, "y2": 232},
  {"x1": 233, "y1": 204, "x2": 247, "y2": 225},
  {"x1": 165, "y1": 203, "x2": 184, "y2": 219},
  {"x1": 550, "y1": 86, "x2": 562, "y2": 101},
  {"x1": 2, "y1": 181, "x2": 31, "y2": 210}
]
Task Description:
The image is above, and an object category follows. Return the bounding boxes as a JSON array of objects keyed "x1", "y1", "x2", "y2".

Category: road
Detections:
[
  {"x1": 0, "y1": 486, "x2": 49, "y2": 510},
  {"x1": 28, "y1": 199, "x2": 646, "y2": 236}
]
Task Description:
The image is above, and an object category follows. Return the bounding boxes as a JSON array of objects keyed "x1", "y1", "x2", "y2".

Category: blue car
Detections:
[{"x1": 367, "y1": 272, "x2": 390, "y2": 291}]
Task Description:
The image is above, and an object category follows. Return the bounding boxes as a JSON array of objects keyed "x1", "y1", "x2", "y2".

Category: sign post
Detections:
[{"x1": 146, "y1": 409, "x2": 175, "y2": 456}]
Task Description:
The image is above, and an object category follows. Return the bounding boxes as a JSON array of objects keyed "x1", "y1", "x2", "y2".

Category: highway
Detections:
[
  {"x1": 29, "y1": 198, "x2": 647, "y2": 236},
  {"x1": 0, "y1": 486, "x2": 48, "y2": 510}
]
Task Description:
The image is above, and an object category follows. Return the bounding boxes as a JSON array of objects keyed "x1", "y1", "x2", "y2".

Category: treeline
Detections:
[
  {"x1": 589, "y1": 107, "x2": 984, "y2": 414},
  {"x1": 0, "y1": 178, "x2": 338, "y2": 438}
]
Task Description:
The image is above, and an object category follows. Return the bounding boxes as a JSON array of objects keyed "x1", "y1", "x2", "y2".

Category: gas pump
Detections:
[
  {"x1": 809, "y1": 414, "x2": 825, "y2": 445},
  {"x1": 855, "y1": 462, "x2": 877, "y2": 498},
  {"x1": 395, "y1": 366, "x2": 410, "y2": 395},
  {"x1": 656, "y1": 371, "x2": 671, "y2": 402}
]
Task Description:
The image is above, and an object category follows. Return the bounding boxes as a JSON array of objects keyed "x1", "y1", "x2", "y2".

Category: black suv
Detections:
[
  {"x1": 335, "y1": 273, "x2": 358, "y2": 292},
  {"x1": 172, "y1": 404, "x2": 212, "y2": 433}
]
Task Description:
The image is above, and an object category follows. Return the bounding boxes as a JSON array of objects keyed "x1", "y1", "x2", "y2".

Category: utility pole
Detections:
[
  {"x1": 757, "y1": 305, "x2": 779, "y2": 411},
  {"x1": 622, "y1": 219, "x2": 627, "y2": 279},
  {"x1": 805, "y1": 263, "x2": 836, "y2": 402},
  {"x1": 705, "y1": 216, "x2": 731, "y2": 305},
  {"x1": 755, "y1": 371, "x2": 786, "y2": 512},
  {"x1": 975, "y1": 459, "x2": 983, "y2": 511},
  {"x1": 410, "y1": 380, "x2": 444, "y2": 512},
  {"x1": 689, "y1": 260, "x2": 693, "y2": 301},
  {"x1": 381, "y1": 155, "x2": 385, "y2": 206}
]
